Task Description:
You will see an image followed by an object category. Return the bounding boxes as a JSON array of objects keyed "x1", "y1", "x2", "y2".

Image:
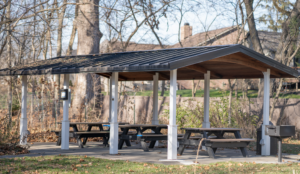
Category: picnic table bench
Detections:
[
  {"x1": 118, "y1": 124, "x2": 168, "y2": 151},
  {"x1": 53, "y1": 122, "x2": 129, "y2": 148},
  {"x1": 178, "y1": 128, "x2": 255, "y2": 158}
]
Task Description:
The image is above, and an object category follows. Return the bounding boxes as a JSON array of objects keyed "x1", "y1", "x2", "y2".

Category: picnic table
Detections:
[
  {"x1": 118, "y1": 124, "x2": 168, "y2": 151},
  {"x1": 178, "y1": 128, "x2": 255, "y2": 158},
  {"x1": 53, "y1": 122, "x2": 129, "y2": 148}
]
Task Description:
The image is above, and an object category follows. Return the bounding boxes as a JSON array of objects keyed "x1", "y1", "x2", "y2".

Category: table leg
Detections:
[
  {"x1": 56, "y1": 134, "x2": 61, "y2": 146},
  {"x1": 103, "y1": 135, "x2": 109, "y2": 147},
  {"x1": 202, "y1": 131, "x2": 209, "y2": 147},
  {"x1": 118, "y1": 128, "x2": 129, "y2": 149},
  {"x1": 55, "y1": 132, "x2": 61, "y2": 146},
  {"x1": 221, "y1": 131, "x2": 225, "y2": 137},
  {"x1": 149, "y1": 141, "x2": 156, "y2": 148},
  {"x1": 178, "y1": 131, "x2": 191, "y2": 155},
  {"x1": 83, "y1": 125, "x2": 93, "y2": 145},
  {"x1": 240, "y1": 147, "x2": 248, "y2": 157},
  {"x1": 77, "y1": 137, "x2": 83, "y2": 148},
  {"x1": 234, "y1": 131, "x2": 249, "y2": 157},
  {"x1": 72, "y1": 125, "x2": 79, "y2": 132},
  {"x1": 82, "y1": 138, "x2": 87, "y2": 145},
  {"x1": 207, "y1": 147, "x2": 215, "y2": 159},
  {"x1": 72, "y1": 125, "x2": 80, "y2": 144},
  {"x1": 99, "y1": 124, "x2": 110, "y2": 146},
  {"x1": 213, "y1": 131, "x2": 223, "y2": 139},
  {"x1": 213, "y1": 148, "x2": 217, "y2": 153},
  {"x1": 149, "y1": 127, "x2": 161, "y2": 148},
  {"x1": 125, "y1": 139, "x2": 131, "y2": 147}
]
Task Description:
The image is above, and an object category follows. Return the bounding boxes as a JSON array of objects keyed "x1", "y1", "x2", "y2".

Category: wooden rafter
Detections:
[
  {"x1": 186, "y1": 64, "x2": 222, "y2": 78},
  {"x1": 96, "y1": 73, "x2": 128, "y2": 80},
  {"x1": 210, "y1": 56, "x2": 282, "y2": 77},
  {"x1": 96, "y1": 73, "x2": 111, "y2": 78},
  {"x1": 147, "y1": 72, "x2": 169, "y2": 80}
]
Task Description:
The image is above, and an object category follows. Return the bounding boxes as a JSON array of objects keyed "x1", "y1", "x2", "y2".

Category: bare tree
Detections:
[
  {"x1": 5, "y1": 0, "x2": 12, "y2": 129},
  {"x1": 67, "y1": 0, "x2": 79, "y2": 56},
  {"x1": 53, "y1": 0, "x2": 67, "y2": 120},
  {"x1": 270, "y1": 0, "x2": 300, "y2": 121},
  {"x1": 100, "y1": 0, "x2": 171, "y2": 52},
  {"x1": 72, "y1": 0, "x2": 102, "y2": 117},
  {"x1": 244, "y1": 0, "x2": 265, "y2": 97}
]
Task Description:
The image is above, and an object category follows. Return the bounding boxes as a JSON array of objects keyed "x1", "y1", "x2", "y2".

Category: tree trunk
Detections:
[
  {"x1": 56, "y1": 0, "x2": 67, "y2": 57},
  {"x1": 160, "y1": 80, "x2": 165, "y2": 96},
  {"x1": 244, "y1": 0, "x2": 265, "y2": 98},
  {"x1": 228, "y1": 79, "x2": 233, "y2": 125},
  {"x1": 6, "y1": 1, "x2": 12, "y2": 131},
  {"x1": 192, "y1": 79, "x2": 195, "y2": 98},
  {"x1": 243, "y1": 79, "x2": 248, "y2": 99},
  {"x1": 244, "y1": 0, "x2": 264, "y2": 54},
  {"x1": 270, "y1": 0, "x2": 300, "y2": 119},
  {"x1": 53, "y1": 0, "x2": 67, "y2": 119},
  {"x1": 274, "y1": 0, "x2": 300, "y2": 63},
  {"x1": 192, "y1": 80, "x2": 200, "y2": 97},
  {"x1": 72, "y1": 0, "x2": 102, "y2": 117},
  {"x1": 67, "y1": 0, "x2": 79, "y2": 56},
  {"x1": 257, "y1": 79, "x2": 264, "y2": 98},
  {"x1": 235, "y1": 79, "x2": 238, "y2": 99}
]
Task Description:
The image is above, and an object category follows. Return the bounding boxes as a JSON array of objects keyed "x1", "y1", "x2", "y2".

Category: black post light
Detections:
[{"x1": 59, "y1": 89, "x2": 69, "y2": 100}]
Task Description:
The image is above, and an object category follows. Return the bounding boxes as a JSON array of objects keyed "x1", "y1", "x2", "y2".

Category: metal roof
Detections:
[{"x1": 0, "y1": 44, "x2": 297, "y2": 79}]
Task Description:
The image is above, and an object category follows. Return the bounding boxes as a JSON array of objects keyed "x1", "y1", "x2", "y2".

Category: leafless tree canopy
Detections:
[{"x1": 0, "y1": 0, "x2": 300, "y2": 140}]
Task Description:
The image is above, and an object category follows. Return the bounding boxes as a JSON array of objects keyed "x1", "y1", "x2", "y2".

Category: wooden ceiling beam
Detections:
[
  {"x1": 96, "y1": 73, "x2": 111, "y2": 78},
  {"x1": 186, "y1": 64, "x2": 222, "y2": 78},
  {"x1": 146, "y1": 72, "x2": 169, "y2": 80},
  {"x1": 210, "y1": 56, "x2": 282, "y2": 77},
  {"x1": 96, "y1": 73, "x2": 128, "y2": 81},
  {"x1": 118, "y1": 74, "x2": 128, "y2": 81},
  {"x1": 158, "y1": 72, "x2": 170, "y2": 80}
]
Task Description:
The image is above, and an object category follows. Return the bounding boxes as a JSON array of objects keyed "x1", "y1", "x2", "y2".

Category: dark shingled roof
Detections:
[{"x1": 0, "y1": 44, "x2": 297, "y2": 79}]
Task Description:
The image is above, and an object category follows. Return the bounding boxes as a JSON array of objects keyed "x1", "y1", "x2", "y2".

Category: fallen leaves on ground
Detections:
[
  {"x1": 2, "y1": 155, "x2": 300, "y2": 173},
  {"x1": 204, "y1": 166, "x2": 210, "y2": 170},
  {"x1": 0, "y1": 144, "x2": 29, "y2": 156}
]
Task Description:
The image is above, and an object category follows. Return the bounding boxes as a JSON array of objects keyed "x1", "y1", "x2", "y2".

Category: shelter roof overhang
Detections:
[{"x1": 0, "y1": 44, "x2": 297, "y2": 80}]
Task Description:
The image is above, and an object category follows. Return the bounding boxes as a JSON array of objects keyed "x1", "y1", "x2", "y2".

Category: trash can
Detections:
[{"x1": 256, "y1": 122, "x2": 278, "y2": 155}]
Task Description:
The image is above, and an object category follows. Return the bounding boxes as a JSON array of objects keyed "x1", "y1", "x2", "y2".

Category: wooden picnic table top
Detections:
[
  {"x1": 57, "y1": 122, "x2": 129, "y2": 125},
  {"x1": 119, "y1": 124, "x2": 168, "y2": 128},
  {"x1": 181, "y1": 128, "x2": 242, "y2": 131},
  {"x1": 206, "y1": 138, "x2": 255, "y2": 142}
]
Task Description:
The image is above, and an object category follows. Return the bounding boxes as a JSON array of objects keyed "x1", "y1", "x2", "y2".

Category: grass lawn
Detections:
[
  {"x1": 1, "y1": 155, "x2": 300, "y2": 174},
  {"x1": 119, "y1": 89, "x2": 300, "y2": 98},
  {"x1": 248, "y1": 139, "x2": 300, "y2": 155},
  {"x1": 282, "y1": 139, "x2": 300, "y2": 154}
]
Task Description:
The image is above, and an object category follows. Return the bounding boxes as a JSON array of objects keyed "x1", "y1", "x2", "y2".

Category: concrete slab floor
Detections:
[{"x1": 1, "y1": 142, "x2": 300, "y2": 165}]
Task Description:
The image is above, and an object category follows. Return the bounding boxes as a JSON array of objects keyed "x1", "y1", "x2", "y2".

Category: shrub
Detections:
[{"x1": 162, "y1": 96, "x2": 258, "y2": 138}]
